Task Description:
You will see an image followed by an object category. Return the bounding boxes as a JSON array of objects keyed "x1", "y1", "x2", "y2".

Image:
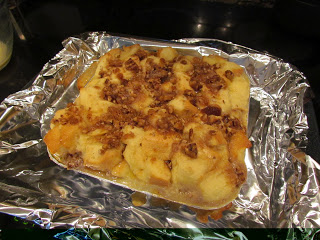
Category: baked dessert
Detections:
[{"x1": 44, "y1": 44, "x2": 251, "y2": 210}]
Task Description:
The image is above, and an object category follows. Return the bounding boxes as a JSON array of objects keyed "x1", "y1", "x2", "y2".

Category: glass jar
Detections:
[{"x1": 0, "y1": 0, "x2": 13, "y2": 71}]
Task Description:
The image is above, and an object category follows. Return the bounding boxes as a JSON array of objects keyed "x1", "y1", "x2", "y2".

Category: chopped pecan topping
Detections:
[
  {"x1": 148, "y1": 68, "x2": 169, "y2": 81},
  {"x1": 151, "y1": 108, "x2": 184, "y2": 133},
  {"x1": 182, "y1": 143, "x2": 198, "y2": 158},
  {"x1": 113, "y1": 68, "x2": 120, "y2": 74},
  {"x1": 223, "y1": 116, "x2": 242, "y2": 130},
  {"x1": 225, "y1": 70, "x2": 234, "y2": 80},
  {"x1": 145, "y1": 77, "x2": 161, "y2": 90},
  {"x1": 230, "y1": 118, "x2": 242, "y2": 129},
  {"x1": 137, "y1": 118, "x2": 146, "y2": 127},
  {"x1": 65, "y1": 151, "x2": 83, "y2": 169},
  {"x1": 223, "y1": 115, "x2": 230, "y2": 124},
  {"x1": 56, "y1": 104, "x2": 82, "y2": 125},
  {"x1": 105, "y1": 105, "x2": 147, "y2": 131},
  {"x1": 188, "y1": 58, "x2": 227, "y2": 94},
  {"x1": 205, "y1": 74, "x2": 221, "y2": 84},
  {"x1": 99, "y1": 134, "x2": 122, "y2": 150},
  {"x1": 201, "y1": 105, "x2": 222, "y2": 116},
  {"x1": 190, "y1": 80, "x2": 203, "y2": 91},
  {"x1": 145, "y1": 58, "x2": 170, "y2": 83},
  {"x1": 156, "y1": 118, "x2": 169, "y2": 130},
  {"x1": 189, "y1": 98, "x2": 197, "y2": 107},
  {"x1": 116, "y1": 73, "x2": 123, "y2": 79},
  {"x1": 88, "y1": 109, "x2": 130, "y2": 150},
  {"x1": 102, "y1": 81, "x2": 139, "y2": 105},
  {"x1": 134, "y1": 49, "x2": 148, "y2": 60},
  {"x1": 157, "y1": 92, "x2": 176, "y2": 102},
  {"x1": 160, "y1": 58, "x2": 166, "y2": 66},
  {"x1": 120, "y1": 78, "x2": 129, "y2": 86},
  {"x1": 125, "y1": 58, "x2": 140, "y2": 72},
  {"x1": 183, "y1": 89, "x2": 197, "y2": 106},
  {"x1": 108, "y1": 59, "x2": 123, "y2": 67},
  {"x1": 68, "y1": 116, "x2": 79, "y2": 125}
]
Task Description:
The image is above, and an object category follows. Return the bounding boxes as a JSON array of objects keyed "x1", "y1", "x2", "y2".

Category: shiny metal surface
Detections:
[{"x1": 0, "y1": 32, "x2": 318, "y2": 228}]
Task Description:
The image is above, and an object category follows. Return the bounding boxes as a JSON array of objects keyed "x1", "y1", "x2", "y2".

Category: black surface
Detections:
[
  {"x1": 2, "y1": 0, "x2": 320, "y2": 121},
  {"x1": 0, "y1": 0, "x2": 320, "y2": 228}
]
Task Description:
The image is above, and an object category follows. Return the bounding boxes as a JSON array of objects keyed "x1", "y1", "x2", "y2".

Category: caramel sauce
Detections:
[
  {"x1": 131, "y1": 192, "x2": 147, "y2": 207},
  {"x1": 131, "y1": 191, "x2": 231, "y2": 223},
  {"x1": 189, "y1": 202, "x2": 232, "y2": 223}
]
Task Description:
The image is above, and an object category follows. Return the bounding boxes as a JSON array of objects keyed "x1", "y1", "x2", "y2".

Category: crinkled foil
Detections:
[{"x1": 0, "y1": 32, "x2": 319, "y2": 229}]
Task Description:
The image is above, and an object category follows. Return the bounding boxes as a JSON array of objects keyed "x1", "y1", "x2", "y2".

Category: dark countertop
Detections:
[{"x1": 0, "y1": 0, "x2": 320, "y2": 228}]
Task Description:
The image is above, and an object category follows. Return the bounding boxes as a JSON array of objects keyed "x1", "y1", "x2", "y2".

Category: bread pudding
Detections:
[{"x1": 44, "y1": 44, "x2": 251, "y2": 210}]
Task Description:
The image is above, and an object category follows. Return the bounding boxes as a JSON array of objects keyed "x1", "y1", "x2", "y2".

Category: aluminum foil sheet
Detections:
[{"x1": 0, "y1": 32, "x2": 319, "y2": 229}]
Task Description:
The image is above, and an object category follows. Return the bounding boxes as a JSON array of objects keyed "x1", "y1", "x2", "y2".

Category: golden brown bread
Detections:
[{"x1": 44, "y1": 44, "x2": 251, "y2": 210}]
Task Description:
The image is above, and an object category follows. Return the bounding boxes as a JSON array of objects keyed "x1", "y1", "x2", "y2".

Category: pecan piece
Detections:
[
  {"x1": 134, "y1": 49, "x2": 148, "y2": 60},
  {"x1": 224, "y1": 70, "x2": 234, "y2": 80},
  {"x1": 201, "y1": 105, "x2": 222, "y2": 116},
  {"x1": 182, "y1": 143, "x2": 198, "y2": 158},
  {"x1": 190, "y1": 80, "x2": 202, "y2": 91},
  {"x1": 65, "y1": 151, "x2": 83, "y2": 169},
  {"x1": 125, "y1": 58, "x2": 139, "y2": 72},
  {"x1": 109, "y1": 59, "x2": 123, "y2": 67}
]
